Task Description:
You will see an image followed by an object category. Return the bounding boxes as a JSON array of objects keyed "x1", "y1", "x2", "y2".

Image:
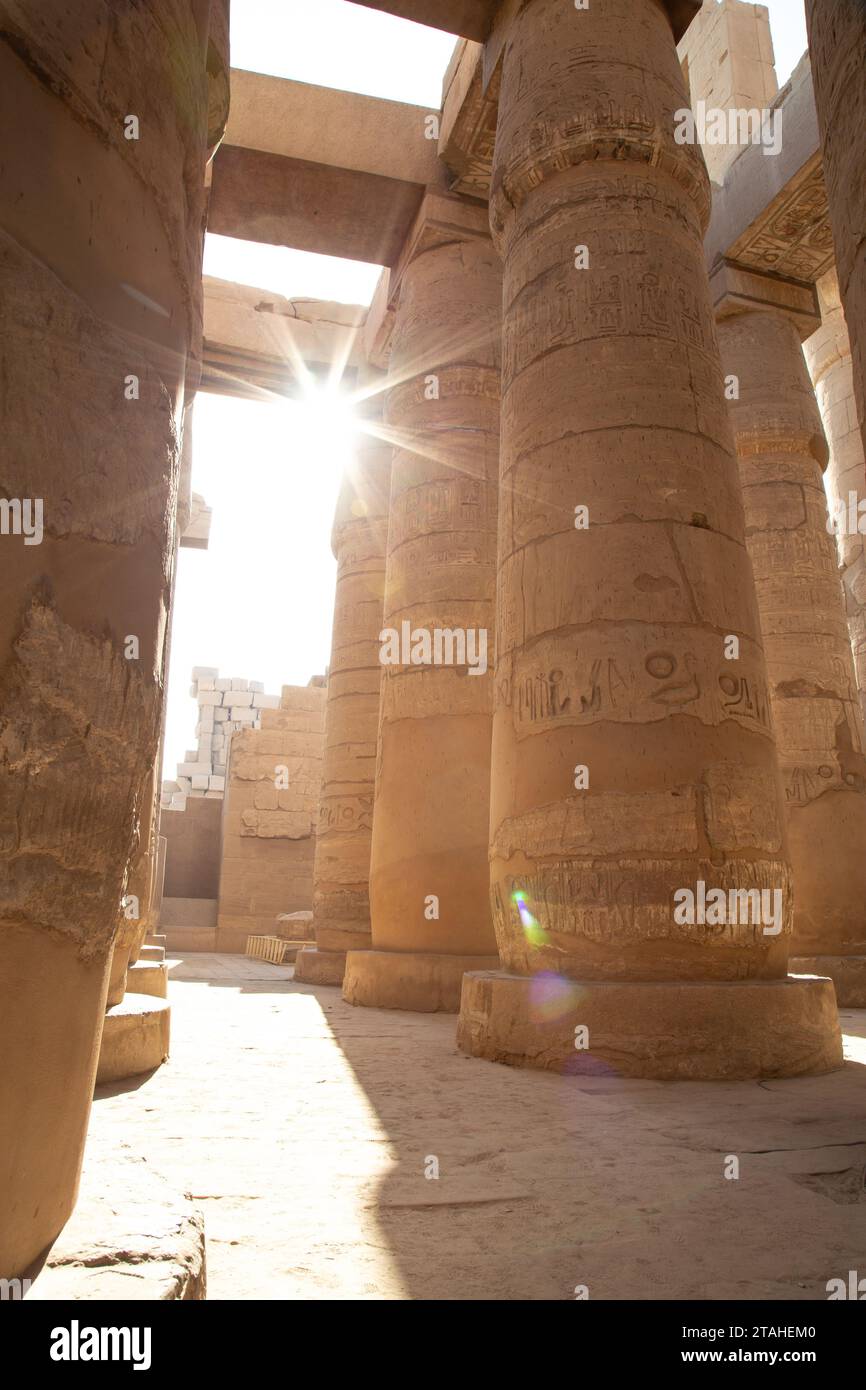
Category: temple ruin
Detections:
[{"x1": 2, "y1": 0, "x2": 866, "y2": 1307}]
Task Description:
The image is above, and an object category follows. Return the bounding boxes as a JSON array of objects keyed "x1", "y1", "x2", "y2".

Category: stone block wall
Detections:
[
  {"x1": 215, "y1": 682, "x2": 326, "y2": 951},
  {"x1": 161, "y1": 666, "x2": 282, "y2": 811}
]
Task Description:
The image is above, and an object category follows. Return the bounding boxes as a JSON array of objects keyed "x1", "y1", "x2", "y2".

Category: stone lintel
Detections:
[
  {"x1": 208, "y1": 144, "x2": 429, "y2": 267},
  {"x1": 705, "y1": 57, "x2": 835, "y2": 286},
  {"x1": 201, "y1": 276, "x2": 366, "y2": 400},
  {"x1": 711, "y1": 259, "x2": 821, "y2": 340},
  {"x1": 439, "y1": 40, "x2": 500, "y2": 200},
  {"x1": 349, "y1": 0, "x2": 499, "y2": 41},
  {"x1": 225, "y1": 70, "x2": 442, "y2": 188}
]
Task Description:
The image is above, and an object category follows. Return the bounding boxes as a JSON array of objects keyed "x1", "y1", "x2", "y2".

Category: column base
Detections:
[
  {"x1": 456, "y1": 971, "x2": 843, "y2": 1080},
  {"x1": 293, "y1": 946, "x2": 347, "y2": 986},
  {"x1": 127, "y1": 959, "x2": 168, "y2": 998},
  {"x1": 790, "y1": 956, "x2": 866, "y2": 1009},
  {"x1": 344, "y1": 949, "x2": 501, "y2": 1013},
  {"x1": 97, "y1": 997, "x2": 170, "y2": 1085}
]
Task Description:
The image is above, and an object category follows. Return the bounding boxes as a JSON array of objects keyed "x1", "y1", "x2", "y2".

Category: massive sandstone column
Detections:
[
  {"x1": 343, "y1": 194, "x2": 501, "y2": 1012},
  {"x1": 716, "y1": 278, "x2": 866, "y2": 1008},
  {"x1": 0, "y1": 1, "x2": 223, "y2": 1279},
  {"x1": 456, "y1": 0, "x2": 842, "y2": 1078},
  {"x1": 295, "y1": 405, "x2": 391, "y2": 985},
  {"x1": 805, "y1": 271, "x2": 866, "y2": 724},
  {"x1": 806, "y1": 0, "x2": 866, "y2": 464}
]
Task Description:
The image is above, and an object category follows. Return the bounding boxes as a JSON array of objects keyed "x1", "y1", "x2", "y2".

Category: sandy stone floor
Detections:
[{"x1": 87, "y1": 953, "x2": 866, "y2": 1301}]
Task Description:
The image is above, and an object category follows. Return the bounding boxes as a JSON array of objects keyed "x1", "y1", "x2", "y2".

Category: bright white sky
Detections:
[{"x1": 162, "y1": 0, "x2": 809, "y2": 779}]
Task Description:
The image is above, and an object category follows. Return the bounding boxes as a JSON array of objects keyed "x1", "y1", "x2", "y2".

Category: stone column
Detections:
[
  {"x1": 806, "y1": 0, "x2": 866, "y2": 463},
  {"x1": 295, "y1": 403, "x2": 391, "y2": 986},
  {"x1": 343, "y1": 193, "x2": 501, "y2": 1012},
  {"x1": 457, "y1": 0, "x2": 842, "y2": 1078},
  {"x1": 715, "y1": 271, "x2": 866, "y2": 1008},
  {"x1": 804, "y1": 270, "x2": 866, "y2": 724},
  {"x1": 0, "y1": 2, "x2": 220, "y2": 1280}
]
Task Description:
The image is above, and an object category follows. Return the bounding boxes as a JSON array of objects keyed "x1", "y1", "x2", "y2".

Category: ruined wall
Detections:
[{"x1": 216, "y1": 684, "x2": 326, "y2": 951}]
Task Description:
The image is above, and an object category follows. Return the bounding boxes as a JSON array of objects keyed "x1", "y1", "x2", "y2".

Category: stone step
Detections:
[
  {"x1": 146, "y1": 933, "x2": 167, "y2": 946},
  {"x1": 139, "y1": 944, "x2": 166, "y2": 962}
]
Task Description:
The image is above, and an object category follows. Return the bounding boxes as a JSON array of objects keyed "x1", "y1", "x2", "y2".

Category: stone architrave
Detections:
[
  {"x1": 295, "y1": 400, "x2": 392, "y2": 986},
  {"x1": 806, "y1": 0, "x2": 866, "y2": 464},
  {"x1": 716, "y1": 270, "x2": 866, "y2": 1007},
  {"x1": 456, "y1": 0, "x2": 842, "y2": 1078},
  {"x1": 343, "y1": 193, "x2": 501, "y2": 1013},
  {"x1": 0, "y1": 1, "x2": 225, "y2": 1279},
  {"x1": 805, "y1": 271, "x2": 866, "y2": 724}
]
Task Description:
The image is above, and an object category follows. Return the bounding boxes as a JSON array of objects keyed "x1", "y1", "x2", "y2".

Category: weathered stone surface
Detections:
[
  {"x1": 216, "y1": 687, "x2": 326, "y2": 946},
  {"x1": 486, "y1": 0, "x2": 787, "y2": 983},
  {"x1": 28, "y1": 1147, "x2": 205, "y2": 1301},
  {"x1": 805, "y1": 270, "x2": 866, "y2": 725},
  {"x1": 360, "y1": 194, "x2": 501, "y2": 1009},
  {"x1": 457, "y1": 972, "x2": 843, "y2": 1080},
  {"x1": 806, "y1": 0, "x2": 866, "y2": 465},
  {"x1": 718, "y1": 301, "x2": 866, "y2": 976},
  {"x1": 302, "y1": 394, "x2": 390, "y2": 980},
  {"x1": 0, "y1": 0, "x2": 214, "y2": 1279},
  {"x1": 97, "y1": 996, "x2": 171, "y2": 1086},
  {"x1": 293, "y1": 946, "x2": 347, "y2": 987},
  {"x1": 345, "y1": 949, "x2": 500, "y2": 1014}
]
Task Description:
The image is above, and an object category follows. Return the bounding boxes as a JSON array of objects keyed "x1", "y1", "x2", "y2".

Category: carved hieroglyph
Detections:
[
  {"x1": 365, "y1": 201, "x2": 501, "y2": 967},
  {"x1": 486, "y1": 0, "x2": 794, "y2": 983},
  {"x1": 719, "y1": 305, "x2": 866, "y2": 959},
  {"x1": 309, "y1": 408, "x2": 391, "y2": 958},
  {"x1": 805, "y1": 271, "x2": 866, "y2": 724}
]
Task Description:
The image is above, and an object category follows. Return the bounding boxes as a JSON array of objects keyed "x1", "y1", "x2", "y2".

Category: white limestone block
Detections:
[
  {"x1": 198, "y1": 689, "x2": 223, "y2": 707},
  {"x1": 192, "y1": 666, "x2": 219, "y2": 679},
  {"x1": 230, "y1": 690, "x2": 253, "y2": 707},
  {"x1": 230, "y1": 678, "x2": 248, "y2": 691},
  {"x1": 178, "y1": 761, "x2": 211, "y2": 778},
  {"x1": 215, "y1": 678, "x2": 231, "y2": 692},
  {"x1": 209, "y1": 775, "x2": 225, "y2": 791},
  {"x1": 214, "y1": 707, "x2": 229, "y2": 722},
  {"x1": 191, "y1": 774, "x2": 209, "y2": 790},
  {"x1": 249, "y1": 681, "x2": 264, "y2": 693},
  {"x1": 252, "y1": 692, "x2": 280, "y2": 709},
  {"x1": 204, "y1": 790, "x2": 224, "y2": 799},
  {"x1": 229, "y1": 706, "x2": 256, "y2": 723},
  {"x1": 176, "y1": 776, "x2": 192, "y2": 794},
  {"x1": 198, "y1": 676, "x2": 215, "y2": 691},
  {"x1": 198, "y1": 708, "x2": 215, "y2": 731}
]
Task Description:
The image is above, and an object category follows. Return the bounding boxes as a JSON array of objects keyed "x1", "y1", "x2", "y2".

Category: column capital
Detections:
[
  {"x1": 388, "y1": 190, "x2": 492, "y2": 311},
  {"x1": 710, "y1": 260, "x2": 822, "y2": 341}
]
